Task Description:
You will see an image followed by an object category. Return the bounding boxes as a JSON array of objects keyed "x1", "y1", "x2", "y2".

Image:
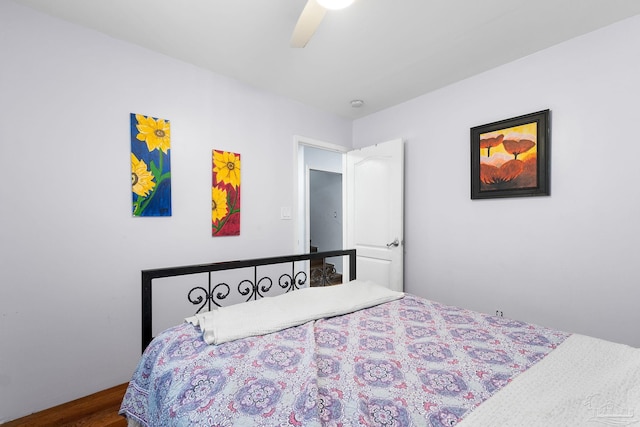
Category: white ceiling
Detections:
[{"x1": 13, "y1": 0, "x2": 640, "y2": 119}]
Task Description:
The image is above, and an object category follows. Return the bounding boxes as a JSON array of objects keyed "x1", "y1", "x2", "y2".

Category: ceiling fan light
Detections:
[{"x1": 316, "y1": 0, "x2": 355, "y2": 10}]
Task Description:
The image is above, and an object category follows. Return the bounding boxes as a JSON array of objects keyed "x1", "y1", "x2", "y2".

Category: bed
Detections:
[{"x1": 120, "y1": 250, "x2": 640, "y2": 426}]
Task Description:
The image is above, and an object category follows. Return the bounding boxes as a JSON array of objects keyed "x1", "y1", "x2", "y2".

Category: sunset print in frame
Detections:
[
  {"x1": 212, "y1": 149, "x2": 241, "y2": 236},
  {"x1": 471, "y1": 110, "x2": 550, "y2": 199}
]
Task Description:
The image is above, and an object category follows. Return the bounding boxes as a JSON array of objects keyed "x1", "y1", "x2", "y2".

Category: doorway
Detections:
[
  {"x1": 294, "y1": 136, "x2": 404, "y2": 291},
  {"x1": 294, "y1": 137, "x2": 347, "y2": 286},
  {"x1": 294, "y1": 137, "x2": 346, "y2": 255},
  {"x1": 309, "y1": 169, "x2": 343, "y2": 271}
]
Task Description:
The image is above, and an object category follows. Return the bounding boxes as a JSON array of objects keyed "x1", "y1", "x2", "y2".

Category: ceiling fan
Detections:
[{"x1": 290, "y1": 0, "x2": 356, "y2": 48}]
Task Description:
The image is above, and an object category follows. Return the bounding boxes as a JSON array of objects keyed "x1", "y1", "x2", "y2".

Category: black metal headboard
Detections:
[{"x1": 141, "y1": 249, "x2": 356, "y2": 352}]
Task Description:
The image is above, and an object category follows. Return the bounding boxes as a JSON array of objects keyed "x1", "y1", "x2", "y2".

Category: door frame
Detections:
[{"x1": 292, "y1": 135, "x2": 347, "y2": 254}]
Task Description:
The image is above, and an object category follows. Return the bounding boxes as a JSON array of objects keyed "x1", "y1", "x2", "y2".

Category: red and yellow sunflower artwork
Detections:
[
  {"x1": 131, "y1": 113, "x2": 172, "y2": 216},
  {"x1": 212, "y1": 150, "x2": 241, "y2": 236}
]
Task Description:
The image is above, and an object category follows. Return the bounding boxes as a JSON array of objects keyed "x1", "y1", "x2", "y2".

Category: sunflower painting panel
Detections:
[
  {"x1": 130, "y1": 113, "x2": 172, "y2": 217},
  {"x1": 212, "y1": 150, "x2": 241, "y2": 236}
]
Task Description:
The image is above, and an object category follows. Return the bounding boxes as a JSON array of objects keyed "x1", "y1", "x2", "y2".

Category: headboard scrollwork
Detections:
[{"x1": 141, "y1": 249, "x2": 356, "y2": 352}]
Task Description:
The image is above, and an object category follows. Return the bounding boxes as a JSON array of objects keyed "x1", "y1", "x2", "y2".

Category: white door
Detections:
[{"x1": 346, "y1": 139, "x2": 404, "y2": 292}]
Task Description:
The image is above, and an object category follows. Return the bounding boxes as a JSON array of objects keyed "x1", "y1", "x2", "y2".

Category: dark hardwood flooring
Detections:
[{"x1": 1, "y1": 383, "x2": 128, "y2": 427}]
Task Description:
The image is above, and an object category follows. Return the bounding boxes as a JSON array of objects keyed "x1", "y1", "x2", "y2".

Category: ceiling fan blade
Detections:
[{"x1": 290, "y1": 0, "x2": 327, "y2": 48}]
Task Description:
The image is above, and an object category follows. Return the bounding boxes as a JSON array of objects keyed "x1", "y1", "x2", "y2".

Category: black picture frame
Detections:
[{"x1": 471, "y1": 109, "x2": 550, "y2": 199}]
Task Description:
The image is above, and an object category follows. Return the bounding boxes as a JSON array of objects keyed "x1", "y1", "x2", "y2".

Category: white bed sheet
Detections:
[{"x1": 459, "y1": 333, "x2": 640, "y2": 426}]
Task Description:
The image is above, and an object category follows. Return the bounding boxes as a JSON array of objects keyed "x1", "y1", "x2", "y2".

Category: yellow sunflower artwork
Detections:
[
  {"x1": 131, "y1": 153, "x2": 155, "y2": 197},
  {"x1": 131, "y1": 113, "x2": 172, "y2": 216},
  {"x1": 212, "y1": 149, "x2": 240, "y2": 236}
]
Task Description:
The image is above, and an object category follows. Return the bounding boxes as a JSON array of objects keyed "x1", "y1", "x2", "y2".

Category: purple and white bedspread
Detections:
[{"x1": 120, "y1": 294, "x2": 569, "y2": 426}]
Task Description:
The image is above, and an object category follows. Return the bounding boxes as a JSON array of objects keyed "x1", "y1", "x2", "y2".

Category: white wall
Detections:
[
  {"x1": 0, "y1": 2, "x2": 351, "y2": 422},
  {"x1": 353, "y1": 15, "x2": 640, "y2": 348}
]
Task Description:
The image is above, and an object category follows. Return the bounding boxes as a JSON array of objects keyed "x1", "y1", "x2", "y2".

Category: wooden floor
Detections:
[{"x1": 1, "y1": 383, "x2": 128, "y2": 427}]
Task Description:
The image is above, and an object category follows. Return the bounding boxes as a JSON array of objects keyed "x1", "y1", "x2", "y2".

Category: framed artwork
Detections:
[
  {"x1": 212, "y1": 149, "x2": 241, "y2": 236},
  {"x1": 471, "y1": 109, "x2": 550, "y2": 200},
  {"x1": 131, "y1": 113, "x2": 172, "y2": 216}
]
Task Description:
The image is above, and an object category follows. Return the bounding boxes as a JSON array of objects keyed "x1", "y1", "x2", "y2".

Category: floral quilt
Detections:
[{"x1": 120, "y1": 295, "x2": 569, "y2": 426}]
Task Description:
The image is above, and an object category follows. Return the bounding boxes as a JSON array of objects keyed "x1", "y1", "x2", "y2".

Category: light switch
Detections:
[{"x1": 280, "y1": 206, "x2": 292, "y2": 220}]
